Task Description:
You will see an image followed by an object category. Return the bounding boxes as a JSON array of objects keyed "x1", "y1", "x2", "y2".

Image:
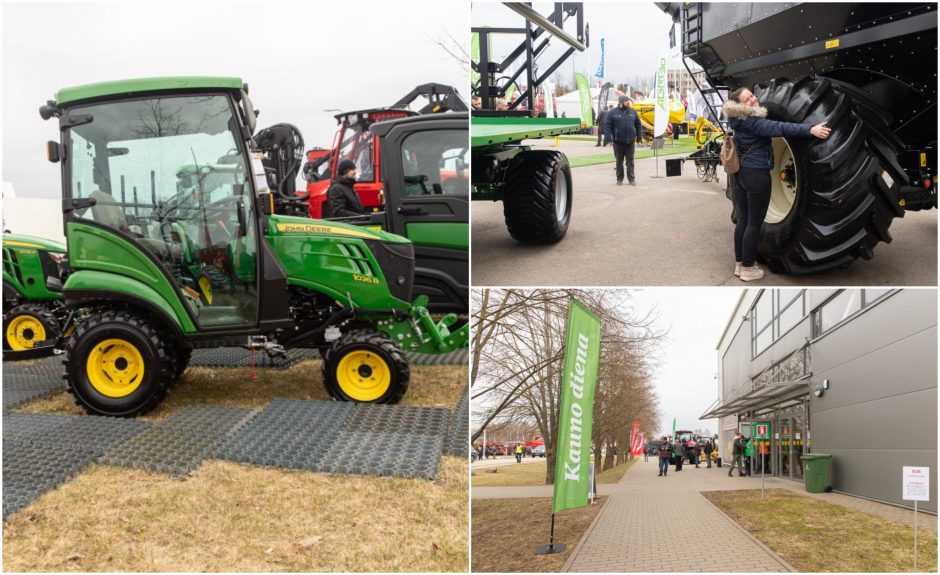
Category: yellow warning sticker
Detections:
[
  {"x1": 921, "y1": 152, "x2": 927, "y2": 167},
  {"x1": 825, "y1": 38, "x2": 840, "y2": 49}
]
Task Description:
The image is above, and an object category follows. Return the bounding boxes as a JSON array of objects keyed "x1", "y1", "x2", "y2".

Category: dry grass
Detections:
[
  {"x1": 703, "y1": 489, "x2": 938, "y2": 572},
  {"x1": 471, "y1": 497, "x2": 606, "y2": 573},
  {"x1": 3, "y1": 458, "x2": 469, "y2": 572},
  {"x1": 18, "y1": 361, "x2": 466, "y2": 420}
]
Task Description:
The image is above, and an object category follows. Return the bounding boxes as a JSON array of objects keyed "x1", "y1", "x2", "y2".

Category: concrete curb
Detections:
[{"x1": 698, "y1": 492, "x2": 799, "y2": 573}]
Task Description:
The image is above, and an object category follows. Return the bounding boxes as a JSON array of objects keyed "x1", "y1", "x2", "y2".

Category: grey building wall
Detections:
[
  {"x1": 720, "y1": 289, "x2": 938, "y2": 512},
  {"x1": 810, "y1": 289, "x2": 937, "y2": 513}
]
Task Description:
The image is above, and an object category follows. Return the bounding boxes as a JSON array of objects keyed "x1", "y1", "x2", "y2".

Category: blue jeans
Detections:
[{"x1": 659, "y1": 457, "x2": 669, "y2": 475}]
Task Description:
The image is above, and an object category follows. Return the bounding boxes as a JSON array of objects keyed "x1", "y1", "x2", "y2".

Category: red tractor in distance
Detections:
[{"x1": 303, "y1": 83, "x2": 468, "y2": 218}]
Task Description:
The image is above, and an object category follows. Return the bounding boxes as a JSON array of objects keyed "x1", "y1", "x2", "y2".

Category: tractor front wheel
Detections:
[
  {"x1": 65, "y1": 311, "x2": 176, "y2": 417},
  {"x1": 322, "y1": 330, "x2": 410, "y2": 404},
  {"x1": 503, "y1": 150, "x2": 573, "y2": 243},
  {"x1": 3, "y1": 303, "x2": 60, "y2": 351}
]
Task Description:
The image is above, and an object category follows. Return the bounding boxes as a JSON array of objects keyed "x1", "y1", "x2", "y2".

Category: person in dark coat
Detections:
[
  {"x1": 327, "y1": 159, "x2": 365, "y2": 218},
  {"x1": 703, "y1": 440, "x2": 714, "y2": 468},
  {"x1": 722, "y1": 88, "x2": 831, "y2": 281},
  {"x1": 728, "y1": 432, "x2": 747, "y2": 477},
  {"x1": 673, "y1": 438, "x2": 685, "y2": 472},
  {"x1": 595, "y1": 104, "x2": 613, "y2": 147},
  {"x1": 657, "y1": 436, "x2": 673, "y2": 477},
  {"x1": 604, "y1": 96, "x2": 643, "y2": 185}
]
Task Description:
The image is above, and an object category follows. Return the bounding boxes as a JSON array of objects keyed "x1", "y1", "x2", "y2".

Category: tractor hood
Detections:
[
  {"x1": 2, "y1": 233, "x2": 66, "y2": 253},
  {"x1": 267, "y1": 215, "x2": 410, "y2": 244}
]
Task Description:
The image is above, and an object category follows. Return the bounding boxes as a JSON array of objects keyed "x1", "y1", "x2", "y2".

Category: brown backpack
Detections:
[{"x1": 721, "y1": 133, "x2": 752, "y2": 174}]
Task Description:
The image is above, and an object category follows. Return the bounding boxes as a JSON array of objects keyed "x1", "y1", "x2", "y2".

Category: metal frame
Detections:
[{"x1": 471, "y1": 2, "x2": 587, "y2": 116}]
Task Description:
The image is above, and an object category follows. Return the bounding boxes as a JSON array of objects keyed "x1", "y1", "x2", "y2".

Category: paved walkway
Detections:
[{"x1": 562, "y1": 459, "x2": 795, "y2": 572}]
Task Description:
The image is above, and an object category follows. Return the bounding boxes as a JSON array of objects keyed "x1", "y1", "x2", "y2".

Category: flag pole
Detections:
[{"x1": 536, "y1": 513, "x2": 566, "y2": 554}]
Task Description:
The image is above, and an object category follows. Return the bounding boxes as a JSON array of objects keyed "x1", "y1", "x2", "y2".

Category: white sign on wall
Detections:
[{"x1": 902, "y1": 466, "x2": 930, "y2": 502}]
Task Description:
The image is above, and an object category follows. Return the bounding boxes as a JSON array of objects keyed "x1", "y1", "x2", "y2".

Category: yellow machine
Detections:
[
  {"x1": 693, "y1": 116, "x2": 721, "y2": 147},
  {"x1": 631, "y1": 99, "x2": 686, "y2": 141}
]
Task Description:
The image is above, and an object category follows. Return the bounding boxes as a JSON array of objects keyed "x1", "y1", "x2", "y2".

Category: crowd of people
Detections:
[{"x1": 648, "y1": 433, "x2": 755, "y2": 478}]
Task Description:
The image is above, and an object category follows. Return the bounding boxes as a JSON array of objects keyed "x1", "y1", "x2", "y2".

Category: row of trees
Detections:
[{"x1": 471, "y1": 289, "x2": 665, "y2": 484}]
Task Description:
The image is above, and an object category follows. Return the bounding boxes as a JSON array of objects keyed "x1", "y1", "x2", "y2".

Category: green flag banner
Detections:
[
  {"x1": 552, "y1": 299, "x2": 601, "y2": 514},
  {"x1": 575, "y1": 73, "x2": 592, "y2": 128}
]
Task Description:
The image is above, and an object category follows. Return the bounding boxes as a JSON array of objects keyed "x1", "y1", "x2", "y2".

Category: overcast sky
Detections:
[
  {"x1": 472, "y1": 1, "x2": 681, "y2": 90},
  {"x1": 1, "y1": 2, "x2": 468, "y2": 199},
  {"x1": 472, "y1": 288, "x2": 743, "y2": 439}
]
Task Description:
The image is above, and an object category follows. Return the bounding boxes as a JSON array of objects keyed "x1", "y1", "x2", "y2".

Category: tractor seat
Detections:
[{"x1": 89, "y1": 190, "x2": 181, "y2": 261}]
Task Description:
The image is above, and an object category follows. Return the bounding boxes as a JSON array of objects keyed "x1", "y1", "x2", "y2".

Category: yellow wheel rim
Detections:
[
  {"x1": 6, "y1": 315, "x2": 46, "y2": 350},
  {"x1": 198, "y1": 277, "x2": 213, "y2": 305},
  {"x1": 86, "y1": 338, "x2": 145, "y2": 398},
  {"x1": 336, "y1": 349, "x2": 391, "y2": 402}
]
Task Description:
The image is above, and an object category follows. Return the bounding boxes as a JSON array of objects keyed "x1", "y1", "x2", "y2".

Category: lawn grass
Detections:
[
  {"x1": 472, "y1": 460, "x2": 548, "y2": 487},
  {"x1": 18, "y1": 361, "x2": 466, "y2": 420},
  {"x1": 3, "y1": 458, "x2": 468, "y2": 572},
  {"x1": 703, "y1": 489, "x2": 938, "y2": 573},
  {"x1": 471, "y1": 497, "x2": 605, "y2": 573},
  {"x1": 568, "y1": 138, "x2": 698, "y2": 168},
  {"x1": 473, "y1": 456, "x2": 635, "y2": 487}
]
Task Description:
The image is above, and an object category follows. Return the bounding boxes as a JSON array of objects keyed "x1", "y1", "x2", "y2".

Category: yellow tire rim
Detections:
[
  {"x1": 86, "y1": 338, "x2": 145, "y2": 398},
  {"x1": 336, "y1": 349, "x2": 391, "y2": 402},
  {"x1": 5, "y1": 315, "x2": 46, "y2": 350}
]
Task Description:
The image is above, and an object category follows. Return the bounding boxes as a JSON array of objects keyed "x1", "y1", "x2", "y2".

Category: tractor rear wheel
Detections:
[
  {"x1": 64, "y1": 311, "x2": 176, "y2": 417},
  {"x1": 745, "y1": 76, "x2": 907, "y2": 274},
  {"x1": 503, "y1": 150, "x2": 573, "y2": 243},
  {"x1": 3, "y1": 303, "x2": 60, "y2": 351},
  {"x1": 322, "y1": 330, "x2": 409, "y2": 404}
]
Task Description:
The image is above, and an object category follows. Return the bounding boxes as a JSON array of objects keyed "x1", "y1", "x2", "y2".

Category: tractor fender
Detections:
[
  {"x1": 62, "y1": 270, "x2": 193, "y2": 345},
  {"x1": 3, "y1": 280, "x2": 22, "y2": 306}
]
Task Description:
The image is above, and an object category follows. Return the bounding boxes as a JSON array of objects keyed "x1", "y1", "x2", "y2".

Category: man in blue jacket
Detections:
[{"x1": 604, "y1": 95, "x2": 644, "y2": 185}]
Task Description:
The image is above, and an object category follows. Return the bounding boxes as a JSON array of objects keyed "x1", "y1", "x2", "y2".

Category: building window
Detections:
[
  {"x1": 813, "y1": 289, "x2": 894, "y2": 337},
  {"x1": 752, "y1": 289, "x2": 806, "y2": 357}
]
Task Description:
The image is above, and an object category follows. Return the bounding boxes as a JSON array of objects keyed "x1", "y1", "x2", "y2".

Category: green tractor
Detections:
[
  {"x1": 39, "y1": 76, "x2": 467, "y2": 417},
  {"x1": 2, "y1": 233, "x2": 72, "y2": 355}
]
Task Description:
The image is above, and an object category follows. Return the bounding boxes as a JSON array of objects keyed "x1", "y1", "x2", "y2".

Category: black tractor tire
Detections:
[
  {"x1": 174, "y1": 346, "x2": 193, "y2": 380},
  {"x1": 747, "y1": 76, "x2": 907, "y2": 274},
  {"x1": 64, "y1": 311, "x2": 176, "y2": 417},
  {"x1": 321, "y1": 330, "x2": 410, "y2": 404},
  {"x1": 503, "y1": 150, "x2": 573, "y2": 243},
  {"x1": 3, "y1": 303, "x2": 60, "y2": 351}
]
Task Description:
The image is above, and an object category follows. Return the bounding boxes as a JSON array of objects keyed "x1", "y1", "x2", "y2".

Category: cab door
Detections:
[{"x1": 376, "y1": 114, "x2": 468, "y2": 312}]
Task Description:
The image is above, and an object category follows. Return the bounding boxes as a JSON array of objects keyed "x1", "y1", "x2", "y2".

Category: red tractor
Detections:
[{"x1": 303, "y1": 83, "x2": 467, "y2": 218}]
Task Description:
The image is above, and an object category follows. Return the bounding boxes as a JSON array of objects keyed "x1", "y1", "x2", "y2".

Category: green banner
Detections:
[
  {"x1": 552, "y1": 299, "x2": 601, "y2": 514},
  {"x1": 575, "y1": 73, "x2": 592, "y2": 128}
]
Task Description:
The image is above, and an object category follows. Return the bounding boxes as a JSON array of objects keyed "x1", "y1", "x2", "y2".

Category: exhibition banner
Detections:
[{"x1": 552, "y1": 299, "x2": 601, "y2": 514}]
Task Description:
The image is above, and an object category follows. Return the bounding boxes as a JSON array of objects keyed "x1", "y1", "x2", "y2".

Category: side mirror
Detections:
[{"x1": 46, "y1": 141, "x2": 61, "y2": 163}]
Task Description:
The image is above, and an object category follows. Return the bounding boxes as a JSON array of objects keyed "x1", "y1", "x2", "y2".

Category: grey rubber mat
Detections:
[
  {"x1": 2, "y1": 373, "x2": 66, "y2": 410},
  {"x1": 2, "y1": 355, "x2": 63, "y2": 379},
  {"x1": 443, "y1": 386, "x2": 469, "y2": 457},
  {"x1": 3, "y1": 439, "x2": 101, "y2": 519},
  {"x1": 3, "y1": 411, "x2": 152, "y2": 451},
  {"x1": 185, "y1": 346, "x2": 467, "y2": 369},
  {"x1": 100, "y1": 406, "x2": 258, "y2": 476},
  {"x1": 215, "y1": 399, "x2": 449, "y2": 479}
]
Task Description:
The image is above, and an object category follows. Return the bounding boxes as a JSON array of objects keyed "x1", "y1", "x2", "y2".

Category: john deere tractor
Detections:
[
  {"x1": 39, "y1": 76, "x2": 467, "y2": 417},
  {"x1": 2, "y1": 233, "x2": 72, "y2": 354}
]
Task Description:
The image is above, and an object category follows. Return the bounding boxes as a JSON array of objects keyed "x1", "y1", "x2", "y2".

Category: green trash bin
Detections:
[{"x1": 801, "y1": 453, "x2": 832, "y2": 493}]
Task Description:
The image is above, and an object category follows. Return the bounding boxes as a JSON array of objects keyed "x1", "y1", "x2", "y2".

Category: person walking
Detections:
[
  {"x1": 692, "y1": 441, "x2": 701, "y2": 468},
  {"x1": 657, "y1": 436, "x2": 673, "y2": 476},
  {"x1": 704, "y1": 440, "x2": 714, "y2": 469},
  {"x1": 728, "y1": 432, "x2": 746, "y2": 477},
  {"x1": 515, "y1": 443, "x2": 523, "y2": 464},
  {"x1": 595, "y1": 105, "x2": 612, "y2": 147},
  {"x1": 604, "y1": 95, "x2": 643, "y2": 185},
  {"x1": 674, "y1": 438, "x2": 685, "y2": 472},
  {"x1": 327, "y1": 159, "x2": 365, "y2": 218},
  {"x1": 722, "y1": 88, "x2": 831, "y2": 281},
  {"x1": 644, "y1": 443, "x2": 650, "y2": 462}
]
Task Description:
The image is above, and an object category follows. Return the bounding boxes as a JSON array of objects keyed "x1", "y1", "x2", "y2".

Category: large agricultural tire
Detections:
[
  {"x1": 3, "y1": 303, "x2": 60, "y2": 351},
  {"x1": 321, "y1": 330, "x2": 410, "y2": 404},
  {"x1": 746, "y1": 76, "x2": 907, "y2": 274},
  {"x1": 64, "y1": 311, "x2": 176, "y2": 417},
  {"x1": 503, "y1": 150, "x2": 573, "y2": 243}
]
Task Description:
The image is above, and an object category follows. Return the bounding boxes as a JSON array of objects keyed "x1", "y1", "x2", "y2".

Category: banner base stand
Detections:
[{"x1": 535, "y1": 543, "x2": 566, "y2": 555}]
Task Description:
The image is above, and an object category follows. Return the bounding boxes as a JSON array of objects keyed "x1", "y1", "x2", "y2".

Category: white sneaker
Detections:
[
  {"x1": 739, "y1": 266, "x2": 765, "y2": 281},
  {"x1": 734, "y1": 262, "x2": 742, "y2": 277}
]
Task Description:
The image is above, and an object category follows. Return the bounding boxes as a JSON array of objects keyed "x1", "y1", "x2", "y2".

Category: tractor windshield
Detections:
[
  {"x1": 400, "y1": 130, "x2": 469, "y2": 197},
  {"x1": 336, "y1": 124, "x2": 375, "y2": 182},
  {"x1": 66, "y1": 94, "x2": 259, "y2": 328}
]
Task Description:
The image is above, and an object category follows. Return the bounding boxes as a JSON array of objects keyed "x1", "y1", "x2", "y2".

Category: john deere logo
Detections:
[
  {"x1": 353, "y1": 274, "x2": 379, "y2": 285},
  {"x1": 275, "y1": 222, "x2": 375, "y2": 239}
]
